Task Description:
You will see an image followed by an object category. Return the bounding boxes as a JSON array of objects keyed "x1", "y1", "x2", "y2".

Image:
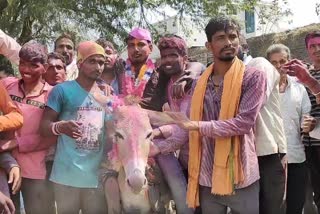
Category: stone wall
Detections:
[
  {"x1": 247, "y1": 23, "x2": 320, "y2": 63},
  {"x1": 188, "y1": 47, "x2": 212, "y2": 65},
  {"x1": 188, "y1": 23, "x2": 320, "y2": 64}
]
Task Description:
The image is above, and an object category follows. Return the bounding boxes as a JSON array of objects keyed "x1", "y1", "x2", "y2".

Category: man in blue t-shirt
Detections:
[{"x1": 40, "y1": 41, "x2": 108, "y2": 214}]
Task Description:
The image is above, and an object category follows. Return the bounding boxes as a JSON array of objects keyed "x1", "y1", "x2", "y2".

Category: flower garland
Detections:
[{"x1": 122, "y1": 58, "x2": 155, "y2": 98}]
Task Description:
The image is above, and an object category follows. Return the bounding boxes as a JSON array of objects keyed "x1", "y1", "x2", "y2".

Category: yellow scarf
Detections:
[{"x1": 187, "y1": 57, "x2": 245, "y2": 208}]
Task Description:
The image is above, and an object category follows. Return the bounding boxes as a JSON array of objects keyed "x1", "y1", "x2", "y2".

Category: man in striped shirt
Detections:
[
  {"x1": 301, "y1": 31, "x2": 320, "y2": 213},
  {"x1": 171, "y1": 16, "x2": 267, "y2": 214}
]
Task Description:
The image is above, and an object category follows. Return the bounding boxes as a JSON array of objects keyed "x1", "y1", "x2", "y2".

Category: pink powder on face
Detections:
[
  {"x1": 112, "y1": 105, "x2": 151, "y2": 167},
  {"x1": 108, "y1": 143, "x2": 119, "y2": 163},
  {"x1": 307, "y1": 37, "x2": 320, "y2": 50}
]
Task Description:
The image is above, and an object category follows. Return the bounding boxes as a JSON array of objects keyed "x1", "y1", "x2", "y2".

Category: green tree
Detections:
[{"x1": 0, "y1": 0, "x2": 290, "y2": 47}]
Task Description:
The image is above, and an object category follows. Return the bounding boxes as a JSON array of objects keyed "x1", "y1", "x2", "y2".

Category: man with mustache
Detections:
[
  {"x1": 149, "y1": 34, "x2": 194, "y2": 214},
  {"x1": 238, "y1": 36, "x2": 287, "y2": 213},
  {"x1": 96, "y1": 39, "x2": 124, "y2": 95},
  {"x1": 54, "y1": 33, "x2": 78, "y2": 81},
  {"x1": 43, "y1": 52, "x2": 67, "y2": 86},
  {"x1": 101, "y1": 28, "x2": 204, "y2": 213},
  {"x1": 170, "y1": 16, "x2": 266, "y2": 214},
  {"x1": 40, "y1": 41, "x2": 108, "y2": 214},
  {"x1": 102, "y1": 27, "x2": 167, "y2": 213},
  {"x1": 285, "y1": 31, "x2": 320, "y2": 213},
  {"x1": 266, "y1": 44, "x2": 310, "y2": 214}
]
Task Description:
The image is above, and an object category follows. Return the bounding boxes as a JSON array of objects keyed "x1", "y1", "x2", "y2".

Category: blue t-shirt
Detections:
[{"x1": 48, "y1": 80, "x2": 106, "y2": 188}]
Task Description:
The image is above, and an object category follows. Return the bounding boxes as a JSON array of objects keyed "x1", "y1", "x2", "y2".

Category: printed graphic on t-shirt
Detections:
[{"x1": 75, "y1": 106, "x2": 103, "y2": 151}]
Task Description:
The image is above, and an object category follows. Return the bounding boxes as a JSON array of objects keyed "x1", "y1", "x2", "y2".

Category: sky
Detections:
[
  {"x1": 282, "y1": 0, "x2": 319, "y2": 29},
  {"x1": 152, "y1": 0, "x2": 320, "y2": 30}
]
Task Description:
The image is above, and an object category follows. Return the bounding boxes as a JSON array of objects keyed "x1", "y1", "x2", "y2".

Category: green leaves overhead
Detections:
[{"x1": 0, "y1": 0, "x2": 291, "y2": 48}]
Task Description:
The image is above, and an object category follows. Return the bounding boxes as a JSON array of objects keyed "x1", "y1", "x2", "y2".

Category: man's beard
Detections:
[
  {"x1": 218, "y1": 55, "x2": 235, "y2": 62},
  {"x1": 62, "y1": 53, "x2": 72, "y2": 65}
]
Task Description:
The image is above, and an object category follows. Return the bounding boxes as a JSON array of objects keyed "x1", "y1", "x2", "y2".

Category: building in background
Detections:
[{"x1": 121, "y1": 0, "x2": 319, "y2": 64}]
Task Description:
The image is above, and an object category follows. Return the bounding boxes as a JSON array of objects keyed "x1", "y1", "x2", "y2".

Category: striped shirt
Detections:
[
  {"x1": 303, "y1": 67, "x2": 320, "y2": 146},
  {"x1": 198, "y1": 67, "x2": 267, "y2": 189}
]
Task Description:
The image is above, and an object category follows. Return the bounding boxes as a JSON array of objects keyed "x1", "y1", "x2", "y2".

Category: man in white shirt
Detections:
[
  {"x1": 246, "y1": 57, "x2": 287, "y2": 214},
  {"x1": 237, "y1": 33, "x2": 287, "y2": 214},
  {"x1": 267, "y1": 43, "x2": 311, "y2": 214},
  {"x1": 54, "y1": 33, "x2": 78, "y2": 80}
]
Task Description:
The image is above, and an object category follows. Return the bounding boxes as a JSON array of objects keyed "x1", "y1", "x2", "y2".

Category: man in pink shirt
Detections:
[{"x1": 1, "y1": 41, "x2": 55, "y2": 214}]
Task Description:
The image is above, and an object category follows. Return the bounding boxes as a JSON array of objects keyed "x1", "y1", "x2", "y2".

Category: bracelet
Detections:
[
  {"x1": 51, "y1": 122, "x2": 62, "y2": 136},
  {"x1": 51, "y1": 123, "x2": 59, "y2": 135},
  {"x1": 56, "y1": 122, "x2": 63, "y2": 135}
]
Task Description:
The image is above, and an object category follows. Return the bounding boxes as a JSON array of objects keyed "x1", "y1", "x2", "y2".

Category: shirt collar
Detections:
[{"x1": 18, "y1": 79, "x2": 51, "y2": 98}]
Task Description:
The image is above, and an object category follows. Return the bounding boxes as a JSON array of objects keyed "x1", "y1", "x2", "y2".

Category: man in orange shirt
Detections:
[
  {"x1": 0, "y1": 82, "x2": 23, "y2": 132},
  {"x1": 0, "y1": 82, "x2": 23, "y2": 214}
]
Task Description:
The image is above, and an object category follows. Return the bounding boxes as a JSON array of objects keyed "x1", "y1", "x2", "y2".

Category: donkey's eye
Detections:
[
  {"x1": 115, "y1": 132, "x2": 124, "y2": 140},
  {"x1": 146, "y1": 131, "x2": 153, "y2": 139}
]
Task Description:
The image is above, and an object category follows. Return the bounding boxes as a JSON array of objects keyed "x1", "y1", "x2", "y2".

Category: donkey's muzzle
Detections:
[{"x1": 127, "y1": 169, "x2": 147, "y2": 193}]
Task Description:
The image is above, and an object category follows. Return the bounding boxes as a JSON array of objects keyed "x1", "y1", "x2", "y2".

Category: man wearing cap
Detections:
[
  {"x1": 121, "y1": 27, "x2": 167, "y2": 110},
  {"x1": 1, "y1": 41, "x2": 55, "y2": 214},
  {"x1": 120, "y1": 27, "x2": 203, "y2": 110},
  {"x1": 40, "y1": 41, "x2": 108, "y2": 213}
]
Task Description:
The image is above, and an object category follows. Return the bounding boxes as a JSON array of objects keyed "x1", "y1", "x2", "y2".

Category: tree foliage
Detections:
[{"x1": 0, "y1": 0, "x2": 291, "y2": 48}]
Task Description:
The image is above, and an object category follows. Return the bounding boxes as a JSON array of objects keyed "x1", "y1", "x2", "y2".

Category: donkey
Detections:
[{"x1": 105, "y1": 104, "x2": 176, "y2": 214}]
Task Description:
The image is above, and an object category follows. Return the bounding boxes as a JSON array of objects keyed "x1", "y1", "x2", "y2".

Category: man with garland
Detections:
[
  {"x1": 102, "y1": 27, "x2": 166, "y2": 213},
  {"x1": 102, "y1": 27, "x2": 204, "y2": 213}
]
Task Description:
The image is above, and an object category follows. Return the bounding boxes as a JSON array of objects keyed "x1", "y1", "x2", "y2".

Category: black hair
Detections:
[
  {"x1": 305, "y1": 31, "x2": 320, "y2": 48},
  {"x1": 54, "y1": 32, "x2": 76, "y2": 50},
  {"x1": 205, "y1": 16, "x2": 241, "y2": 42}
]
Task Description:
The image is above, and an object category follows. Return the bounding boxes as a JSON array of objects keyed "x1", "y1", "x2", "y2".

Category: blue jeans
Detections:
[{"x1": 156, "y1": 153, "x2": 194, "y2": 214}]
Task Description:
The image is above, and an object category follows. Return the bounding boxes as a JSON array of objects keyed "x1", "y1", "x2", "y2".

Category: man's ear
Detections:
[
  {"x1": 77, "y1": 60, "x2": 82, "y2": 69},
  {"x1": 183, "y1": 55, "x2": 188, "y2": 64},
  {"x1": 42, "y1": 63, "x2": 48, "y2": 74},
  {"x1": 44, "y1": 63, "x2": 49, "y2": 72},
  {"x1": 205, "y1": 42, "x2": 212, "y2": 51},
  {"x1": 149, "y1": 43, "x2": 153, "y2": 52}
]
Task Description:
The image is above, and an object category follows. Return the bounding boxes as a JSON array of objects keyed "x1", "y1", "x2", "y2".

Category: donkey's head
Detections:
[{"x1": 112, "y1": 105, "x2": 153, "y2": 193}]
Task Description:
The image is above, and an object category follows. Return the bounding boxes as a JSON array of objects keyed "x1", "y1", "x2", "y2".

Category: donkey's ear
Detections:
[
  {"x1": 146, "y1": 110, "x2": 176, "y2": 127},
  {"x1": 146, "y1": 110, "x2": 189, "y2": 127}
]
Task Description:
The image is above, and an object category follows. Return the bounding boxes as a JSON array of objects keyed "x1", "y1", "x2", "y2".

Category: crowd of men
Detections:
[{"x1": 0, "y1": 15, "x2": 320, "y2": 214}]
